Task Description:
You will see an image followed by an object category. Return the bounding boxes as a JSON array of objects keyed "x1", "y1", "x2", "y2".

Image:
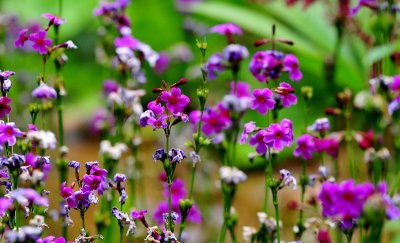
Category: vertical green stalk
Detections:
[
  {"x1": 272, "y1": 189, "x2": 280, "y2": 243},
  {"x1": 296, "y1": 160, "x2": 307, "y2": 239}
]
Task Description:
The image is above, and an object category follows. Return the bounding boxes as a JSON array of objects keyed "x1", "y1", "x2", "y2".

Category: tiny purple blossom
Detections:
[
  {"x1": 240, "y1": 121, "x2": 256, "y2": 144},
  {"x1": 206, "y1": 53, "x2": 225, "y2": 80},
  {"x1": 32, "y1": 83, "x2": 57, "y2": 100},
  {"x1": 222, "y1": 44, "x2": 249, "y2": 63},
  {"x1": 0, "y1": 97, "x2": 12, "y2": 119},
  {"x1": 102, "y1": 80, "x2": 119, "y2": 96},
  {"x1": 160, "y1": 87, "x2": 190, "y2": 115},
  {"x1": 0, "y1": 122, "x2": 23, "y2": 146},
  {"x1": 147, "y1": 100, "x2": 164, "y2": 115},
  {"x1": 209, "y1": 23, "x2": 242, "y2": 36},
  {"x1": 114, "y1": 173, "x2": 127, "y2": 183},
  {"x1": 28, "y1": 30, "x2": 52, "y2": 55},
  {"x1": 249, "y1": 130, "x2": 268, "y2": 154},
  {"x1": 114, "y1": 36, "x2": 139, "y2": 49},
  {"x1": 276, "y1": 82, "x2": 297, "y2": 107},
  {"x1": 147, "y1": 115, "x2": 168, "y2": 130},
  {"x1": 153, "y1": 148, "x2": 167, "y2": 161},
  {"x1": 283, "y1": 54, "x2": 302, "y2": 81},
  {"x1": 15, "y1": 29, "x2": 29, "y2": 48},
  {"x1": 293, "y1": 134, "x2": 316, "y2": 160},
  {"x1": 42, "y1": 13, "x2": 65, "y2": 26},
  {"x1": 263, "y1": 121, "x2": 294, "y2": 151},
  {"x1": 168, "y1": 148, "x2": 186, "y2": 163},
  {"x1": 250, "y1": 88, "x2": 275, "y2": 114}
]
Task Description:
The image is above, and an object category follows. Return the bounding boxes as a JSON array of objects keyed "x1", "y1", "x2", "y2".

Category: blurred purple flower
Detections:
[
  {"x1": 0, "y1": 97, "x2": 12, "y2": 119},
  {"x1": 276, "y1": 82, "x2": 297, "y2": 107},
  {"x1": 32, "y1": 83, "x2": 57, "y2": 100},
  {"x1": 293, "y1": 134, "x2": 316, "y2": 160},
  {"x1": 250, "y1": 88, "x2": 275, "y2": 115},
  {"x1": 206, "y1": 53, "x2": 225, "y2": 80},
  {"x1": 209, "y1": 23, "x2": 242, "y2": 36},
  {"x1": 28, "y1": 30, "x2": 52, "y2": 55},
  {"x1": 42, "y1": 13, "x2": 65, "y2": 27},
  {"x1": 283, "y1": 54, "x2": 302, "y2": 81}
]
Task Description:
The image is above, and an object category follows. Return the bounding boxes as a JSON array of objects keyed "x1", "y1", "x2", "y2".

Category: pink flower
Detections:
[
  {"x1": 250, "y1": 88, "x2": 275, "y2": 114},
  {"x1": 249, "y1": 130, "x2": 268, "y2": 154},
  {"x1": 28, "y1": 30, "x2": 52, "y2": 55},
  {"x1": 201, "y1": 108, "x2": 231, "y2": 136},
  {"x1": 14, "y1": 29, "x2": 29, "y2": 48},
  {"x1": 0, "y1": 97, "x2": 11, "y2": 119},
  {"x1": 42, "y1": 13, "x2": 65, "y2": 26},
  {"x1": 147, "y1": 115, "x2": 168, "y2": 130},
  {"x1": 160, "y1": 87, "x2": 190, "y2": 115},
  {"x1": 283, "y1": 54, "x2": 302, "y2": 81},
  {"x1": 240, "y1": 121, "x2": 256, "y2": 144},
  {"x1": 209, "y1": 23, "x2": 242, "y2": 36},
  {"x1": 263, "y1": 120, "x2": 294, "y2": 151},
  {"x1": 276, "y1": 82, "x2": 297, "y2": 107},
  {"x1": 0, "y1": 122, "x2": 23, "y2": 146},
  {"x1": 293, "y1": 134, "x2": 316, "y2": 160},
  {"x1": 114, "y1": 36, "x2": 139, "y2": 49}
]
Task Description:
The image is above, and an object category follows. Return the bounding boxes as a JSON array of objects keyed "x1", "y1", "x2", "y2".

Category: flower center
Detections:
[{"x1": 275, "y1": 131, "x2": 282, "y2": 139}]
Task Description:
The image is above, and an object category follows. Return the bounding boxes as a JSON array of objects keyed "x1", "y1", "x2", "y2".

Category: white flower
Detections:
[
  {"x1": 242, "y1": 226, "x2": 256, "y2": 242},
  {"x1": 219, "y1": 166, "x2": 247, "y2": 184},
  {"x1": 65, "y1": 40, "x2": 77, "y2": 49},
  {"x1": 27, "y1": 130, "x2": 57, "y2": 150},
  {"x1": 100, "y1": 140, "x2": 128, "y2": 160},
  {"x1": 137, "y1": 42, "x2": 159, "y2": 67},
  {"x1": 279, "y1": 169, "x2": 297, "y2": 190}
]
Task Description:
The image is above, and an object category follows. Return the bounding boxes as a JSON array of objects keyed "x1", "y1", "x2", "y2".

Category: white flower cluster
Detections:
[
  {"x1": 26, "y1": 130, "x2": 57, "y2": 150},
  {"x1": 100, "y1": 140, "x2": 128, "y2": 160},
  {"x1": 219, "y1": 166, "x2": 247, "y2": 185}
]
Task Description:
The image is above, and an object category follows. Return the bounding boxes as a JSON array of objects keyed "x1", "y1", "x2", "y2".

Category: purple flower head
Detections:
[
  {"x1": 283, "y1": 54, "x2": 302, "y2": 81},
  {"x1": 389, "y1": 95, "x2": 400, "y2": 115},
  {"x1": 168, "y1": 148, "x2": 186, "y2": 163},
  {"x1": 293, "y1": 134, "x2": 316, "y2": 160},
  {"x1": 36, "y1": 236, "x2": 68, "y2": 243},
  {"x1": 163, "y1": 178, "x2": 187, "y2": 201},
  {"x1": 230, "y1": 81, "x2": 252, "y2": 98},
  {"x1": 308, "y1": 118, "x2": 330, "y2": 134},
  {"x1": 240, "y1": 121, "x2": 257, "y2": 144},
  {"x1": 249, "y1": 51, "x2": 284, "y2": 82},
  {"x1": 147, "y1": 115, "x2": 168, "y2": 130},
  {"x1": 102, "y1": 80, "x2": 119, "y2": 96},
  {"x1": 314, "y1": 137, "x2": 339, "y2": 158},
  {"x1": 0, "y1": 198, "x2": 12, "y2": 216},
  {"x1": 147, "y1": 100, "x2": 164, "y2": 116},
  {"x1": 153, "y1": 148, "x2": 167, "y2": 162},
  {"x1": 201, "y1": 108, "x2": 231, "y2": 136},
  {"x1": 42, "y1": 13, "x2": 65, "y2": 27},
  {"x1": 155, "y1": 52, "x2": 170, "y2": 74},
  {"x1": 189, "y1": 110, "x2": 201, "y2": 132},
  {"x1": 28, "y1": 30, "x2": 52, "y2": 55},
  {"x1": 139, "y1": 110, "x2": 156, "y2": 127},
  {"x1": 160, "y1": 87, "x2": 190, "y2": 115},
  {"x1": 11, "y1": 188, "x2": 49, "y2": 207},
  {"x1": 114, "y1": 36, "x2": 139, "y2": 49},
  {"x1": 249, "y1": 130, "x2": 268, "y2": 154},
  {"x1": 250, "y1": 88, "x2": 275, "y2": 114},
  {"x1": 264, "y1": 120, "x2": 294, "y2": 151},
  {"x1": 32, "y1": 83, "x2": 57, "y2": 100},
  {"x1": 279, "y1": 169, "x2": 297, "y2": 190},
  {"x1": 68, "y1": 161, "x2": 80, "y2": 171},
  {"x1": 275, "y1": 82, "x2": 297, "y2": 107},
  {"x1": 390, "y1": 76, "x2": 400, "y2": 93},
  {"x1": 5, "y1": 153, "x2": 25, "y2": 169},
  {"x1": 0, "y1": 122, "x2": 23, "y2": 146},
  {"x1": 222, "y1": 44, "x2": 249, "y2": 63},
  {"x1": 206, "y1": 53, "x2": 225, "y2": 80},
  {"x1": 0, "y1": 97, "x2": 12, "y2": 119},
  {"x1": 2, "y1": 79, "x2": 12, "y2": 93},
  {"x1": 131, "y1": 209, "x2": 148, "y2": 220},
  {"x1": 60, "y1": 182, "x2": 73, "y2": 199},
  {"x1": 114, "y1": 173, "x2": 126, "y2": 183},
  {"x1": 15, "y1": 28, "x2": 29, "y2": 48},
  {"x1": 82, "y1": 174, "x2": 103, "y2": 193},
  {"x1": 209, "y1": 23, "x2": 242, "y2": 36}
]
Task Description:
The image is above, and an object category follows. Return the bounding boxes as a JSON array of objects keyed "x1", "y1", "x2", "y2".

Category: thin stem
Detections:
[
  {"x1": 272, "y1": 189, "x2": 280, "y2": 243},
  {"x1": 168, "y1": 181, "x2": 172, "y2": 232},
  {"x1": 81, "y1": 210, "x2": 86, "y2": 231},
  {"x1": 178, "y1": 217, "x2": 187, "y2": 241},
  {"x1": 188, "y1": 165, "x2": 196, "y2": 198},
  {"x1": 263, "y1": 155, "x2": 269, "y2": 213},
  {"x1": 119, "y1": 224, "x2": 123, "y2": 243}
]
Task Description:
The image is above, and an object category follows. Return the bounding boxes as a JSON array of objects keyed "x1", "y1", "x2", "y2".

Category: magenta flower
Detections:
[
  {"x1": 147, "y1": 100, "x2": 164, "y2": 115},
  {"x1": 389, "y1": 75, "x2": 400, "y2": 93},
  {"x1": 114, "y1": 36, "x2": 139, "y2": 49},
  {"x1": 82, "y1": 175, "x2": 103, "y2": 193},
  {"x1": 42, "y1": 13, "x2": 65, "y2": 26},
  {"x1": 14, "y1": 28, "x2": 29, "y2": 48},
  {"x1": 147, "y1": 114, "x2": 168, "y2": 130},
  {"x1": 229, "y1": 81, "x2": 251, "y2": 98},
  {"x1": 163, "y1": 178, "x2": 187, "y2": 201},
  {"x1": 0, "y1": 97, "x2": 11, "y2": 119},
  {"x1": 154, "y1": 52, "x2": 170, "y2": 74},
  {"x1": 240, "y1": 121, "x2": 257, "y2": 144},
  {"x1": 276, "y1": 82, "x2": 297, "y2": 107},
  {"x1": 314, "y1": 137, "x2": 339, "y2": 158},
  {"x1": 250, "y1": 88, "x2": 275, "y2": 114},
  {"x1": 60, "y1": 182, "x2": 73, "y2": 199},
  {"x1": 36, "y1": 236, "x2": 69, "y2": 243},
  {"x1": 209, "y1": 23, "x2": 242, "y2": 36},
  {"x1": 249, "y1": 130, "x2": 268, "y2": 154},
  {"x1": 293, "y1": 134, "x2": 316, "y2": 160},
  {"x1": 28, "y1": 30, "x2": 52, "y2": 55},
  {"x1": 201, "y1": 108, "x2": 231, "y2": 136},
  {"x1": 131, "y1": 209, "x2": 148, "y2": 220},
  {"x1": 102, "y1": 80, "x2": 119, "y2": 96},
  {"x1": 263, "y1": 120, "x2": 294, "y2": 151},
  {"x1": 0, "y1": 122, "x2": 23, "y2": 146},
  {"x1": 0, "y1": 198, "x2": 12, "y2": 216},
  {"x1": 283, "y1": 54, "x2": 302, "y2": 81},
  {"x1": 206, "y1": 53, "x2": 225, "y2": 80},
  {"x1": 249, "y1": 51, "x2": 283, "y2": 82},
  {"x1": 32, "y1": 83, "x2": 57, "y2": 100},
  {"x1": 160, "y1": 87, "x2": 190, "y2": 114}
]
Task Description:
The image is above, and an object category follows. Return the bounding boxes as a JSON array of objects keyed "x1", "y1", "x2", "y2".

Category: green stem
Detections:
[
  {"x1": 263, "y1": 155, "x2": 269, "y2": 213},
  {"x1": 272, "y1": 189, "x2": 280, "y2": 243},
  {"x1": 168, "y1": 181, "x2": 173, "y2": 232},
  {"x1": 81, "y1": 210, "x2": 86, "y2": 231},
  {"x1": 119, "y1": 224, "x2": 123, "y2": 243},
  {"x1": 188, "y1": 165, "x2": 196, "y2": 198}
]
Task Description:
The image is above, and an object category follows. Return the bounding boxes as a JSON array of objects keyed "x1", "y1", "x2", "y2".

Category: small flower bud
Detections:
[{"x1": 301, "y1": 86, "x2": 313, "y2": 101}]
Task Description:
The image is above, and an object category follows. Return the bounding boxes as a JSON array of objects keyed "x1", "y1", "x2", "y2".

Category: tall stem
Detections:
[{"x1": 272, "y1": 189, "x2": 280, "y2": 243}]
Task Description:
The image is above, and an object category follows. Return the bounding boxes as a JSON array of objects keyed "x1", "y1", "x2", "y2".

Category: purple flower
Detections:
[
  {"x1": 139, "y1": 110, "x2": 156, "y2": 127},
  {"x1": 240, "y1": 121, "x2": 256, "y2": 144},
  {"x1": 389, "y1": 95, "x2": 400, "y2": 115},
  {"x1": 314, "y1": 137, "x2": 339, "y2": 158},
  {"x1": 42, "y1": 13, "x2": 65, "y2": 27},
  {"x1": 147, "y1": 100, "x2": 164, "y2": 115},
  {"x1": 147, "y1": 114, "x2": 168, "y2": 130},
  {"x1": 229, "y1": 81, "x2": 252, "y2": 98},
  {"x1": 160, "y1": 87, "x2": 190, "y2": 115},
  {"x1": 283, "y1": 54, "x2": 302, "y2": 81},
  {"x1": 293, "y1": 134, "x2": 316, "y2": 160},
  {"x1": 36, "y1": 236, "x2": 68, "y2": 243},
  {"x1": 155, "y1": 53, "x2": 170, "y2": 74},
  {"x1": 0, "y1": 70, "x2": 15, "y2": 81},
  {"x1": 249, "y1": 51, "x2": 283, "y2": 82},
  {"x1": 131, "y1": 209, "x2": 148, "y2": 220},
  {"x1": 11, "y1": 188, "x2": 49, "y2": 207},
  {"x1": 201, "y1": 108, "x2": 231, "y2": 136},
  {"x1": 0, "y1": 197, "x2": 12, "y2": 216},
  {"x1": 168, "y1": 148, "x2": 186, "y2": 163},
  {"x1": 209, "y1": 23, "x2": 242, "y2": 36},
  {"x1": 249, "y1": 130, "x2": 268, "y2": 154},
  {"x1": 32, "y1": 83, "x2": 57, "y2": 100},
  {"x1": 14, "y1": 28, "x2": 29, "y2": 48},
  {"x1": 163, "y1": 178, "x2": 186, "y2": 201},
  {"x1": 153, "y1": 148, "x2": 167, "y2": 162},
  {"x1": 0, "y1": 96, "x2": 12, "y2": 119},
  {"x1": 389, "y1": 75, "x2": 400, "y2": 93},
  {"x1": 222, "y1": 44, "x2": 249, "y2": 63},
  {"x1": 206, "y1": 53, "x2": 225, "y2": 80},
  {"x1": 250, "y1": 88, "x2": 275, "y2": 114},
  {"x1": 351, "y1": 0, "x2": 376, "y2": 16},
  {"x1": 114, "y1": 36, "x2": 139, "y2": 49},
  {"x1": 114, "y1": 173, "x2": 126, "y2": 183},
  {"x1": 308, "y1": 118, "x2": 330, "y2": 133},
  {"x1": 60, "y1": 182, "x2": 73, "y2": 199},
  {"x1": 82, "y1": 175, "x2": 103, "y2": 193},
  {"x1": 102, "y1": 80, "x2": 119, "y2": 96},
  {"x1": 275, "y1": 82, "x2": 297, "y2": 107},
  {"x1": 0, "y1": 122, "x2": 23, "y2": 146},
  {"x1": 263, "y1": 120, "x2": 294, "y2": 151},
  {"x1": 28, "y1": 30, "x2": 52, "y2": 55}
]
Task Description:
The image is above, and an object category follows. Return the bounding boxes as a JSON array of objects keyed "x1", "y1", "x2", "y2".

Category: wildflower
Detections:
[
  {"x1": 3, "y1": 78, "x2": 12, "y2": 93},
  {"x1": 0, "y1": 122, "x2": 23, "y2": 146},
  {"x1": 139, "y1": 110, "x2": 155, "y2": 127},
  {"x1": 5, "y1": 226, "x2": 43, "y2": 242},
  {"x1": 280, "y1": 169, "x2": 297, "y2": 190},
  {"x1": 249, "y1": 130, "x2": 268, "y2": 154},
  {"x1": 26, "y1": 130, "x2": 57, "y2": 150},
  {"x1": 242, "y1": 226, "x2": 256, "y2": 242},
  {"x1": 293, "y1": 134, "x2": 316, "y2": 160},
  {"x1": 111, "y1": 207, "x2": 137, "y2": 236},
  {"x1": 222, "y1": 44, "x2": 249, "y2": 63},
  {"x1": 10, "y1": 188, "x2": 49, "y2": 207},
  {"x1": 219, "y1": 166, "x2": 247, "y2": 184},
  {"x1": 314, "y1": 138, "x2": 339, "y2": 158},
  {"x1": 0, "y1": 197, "x2": 12, "y2": 215},
  {"x1": 114, "y1": 36, "x2": 139, "y2": 49},
  {"x1": 168, "y1": 148, "x2": 186, "y2": 163},
  {"x1": 206, "y1": 53, "x2": 225, "y2": 80},
  {"x1": 152, "y1": 148, "x2": 167, "y2": 162},
  {"x1": 250, "y1": 88, "x2": 275, "y2": 114},
  {"x1": 0, "y1": 96, "x2": 12, "y2": 118},
  {"x1": 147, "y1": 114, "x2": 168, "y2": 130},
  {"x1": 209, "y1": 23, "x2": 242, "y2": 36},
  {"x1": 15, "y1": 29, "x2": 29, "y2": 48},
  {"x1": 160, "y1": 87, "x2": 190, "y2": 115},
  {"x1": 42, "y1": 13, "x2": 65, "y2": 26},
  {"x1": 99, "y1": 140, "x2": 128, "y2": 160},
  {"x1": 32, "y1": 82, "x2": 57, "y2": 100},
  {"x1": 240, "y1": 121, "x2": 257, "y2": 144},
  {"x1": 201, "y1": 107, "x2": 231, "y2": 136},
  {"x1": 283, "y1": 54, "x2": 302, "y2": 81},
  {"x1": 189, "y1": 151, "x2": 201, "y2": 165},
  {"x1": 308, "y1": 118, "x2": 330, "y2": 135},
  {"x1": 263, "y1": 120, "x2": 294, "y2": 151},
  {"x1": 275, "y1": 82, "x2": 297, "y2": 107},
  {"x1": 249, "y1": 51, "x2": 284, "y2": 82},
  {"x1": 28, "y1": 30, "x2": 52, "y2": 55}
]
